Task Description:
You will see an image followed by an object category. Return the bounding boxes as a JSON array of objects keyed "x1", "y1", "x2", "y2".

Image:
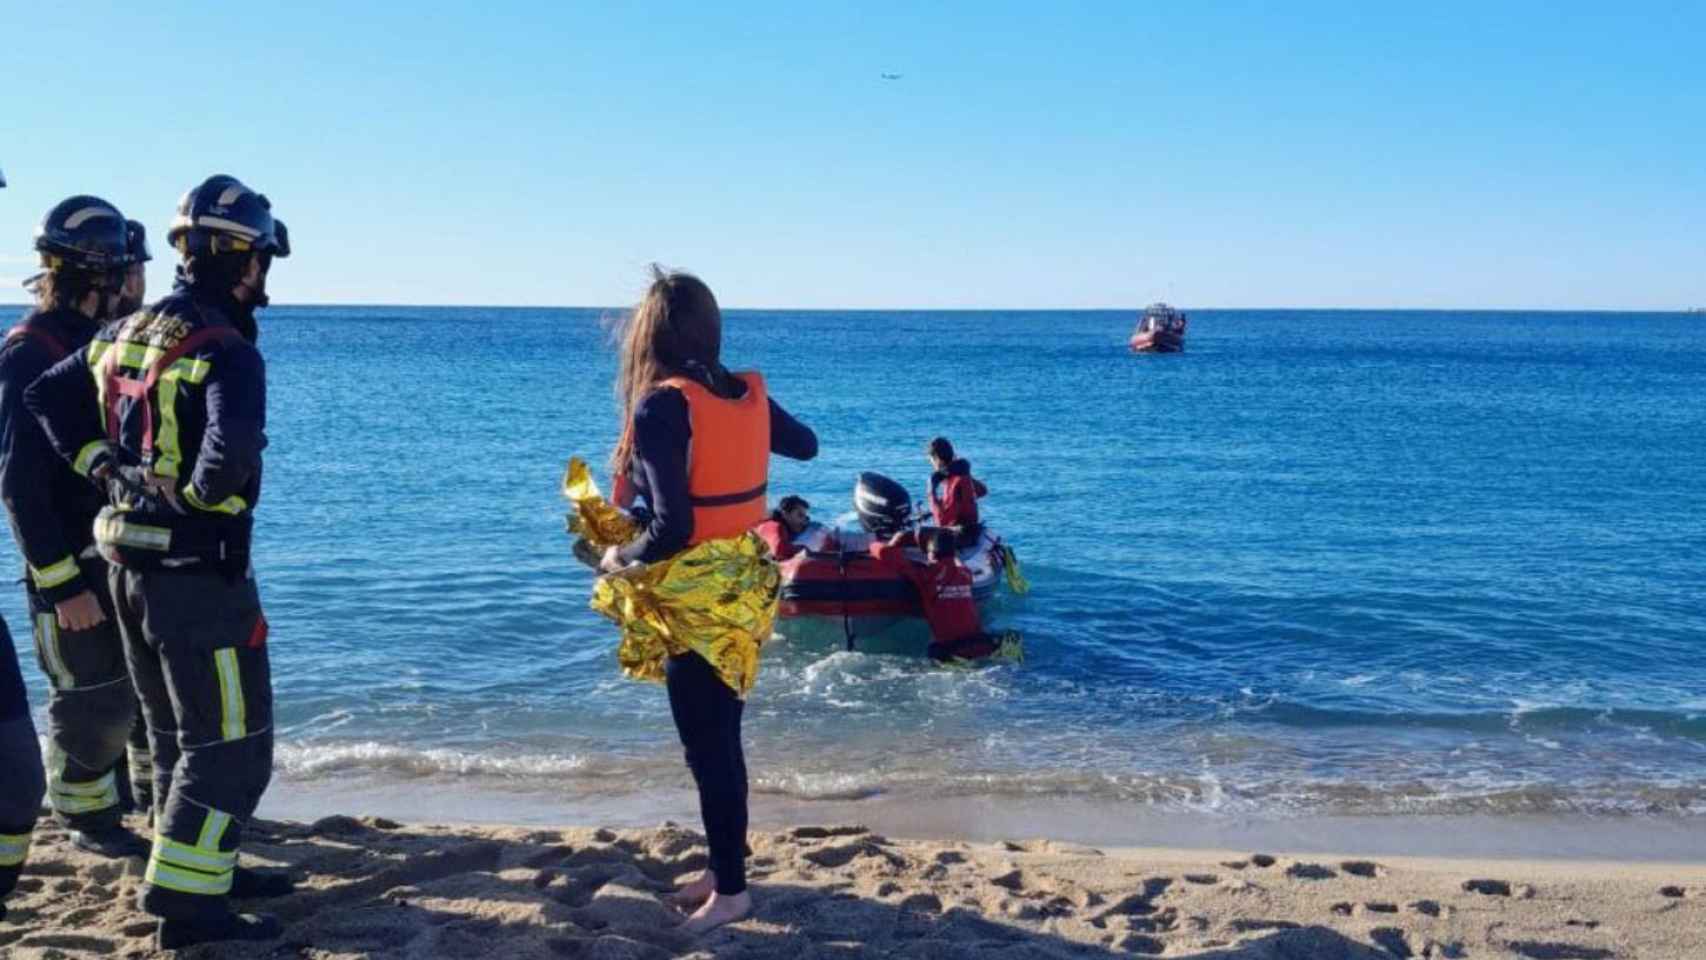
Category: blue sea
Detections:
[{"x1": 5, "y1": 307, "x2": 1705, "y2": 832}]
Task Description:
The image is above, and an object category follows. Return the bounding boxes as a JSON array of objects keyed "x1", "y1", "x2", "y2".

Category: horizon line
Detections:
[{"x1": 3, "y1": 301, "x2": 1702, "y2": 315}]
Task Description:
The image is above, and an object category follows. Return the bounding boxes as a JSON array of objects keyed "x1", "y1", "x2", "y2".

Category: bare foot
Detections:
[
  {"x1": 667, "y1": 870, "x2": 717, "y2": 911},
  {"x1": 680, "y1": 889, "x2": 751, "y2": 935}
]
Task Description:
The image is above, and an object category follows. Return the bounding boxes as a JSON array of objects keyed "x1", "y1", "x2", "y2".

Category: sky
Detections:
[{"x1": 2, "y1": 2, "x2": 1702, "y2": 310}]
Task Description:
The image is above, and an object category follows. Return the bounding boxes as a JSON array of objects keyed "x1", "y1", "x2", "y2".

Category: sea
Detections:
[{"x1": 5, "y1": 307, "x2": 1705, "y2": 849}]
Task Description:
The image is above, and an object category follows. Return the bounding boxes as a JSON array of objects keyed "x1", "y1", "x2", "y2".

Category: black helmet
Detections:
[
  {"x1": 125, "y1": 219, "x2": 152, "y2": 264},
  {"x1": 34, "y1": 196, "x2": 130, "y2": 277},
  {"x1": 167, "y1": 175, "x2": 290, "y2": 258}
]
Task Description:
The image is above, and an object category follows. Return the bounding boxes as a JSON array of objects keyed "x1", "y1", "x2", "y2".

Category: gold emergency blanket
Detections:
[{"x1": 561, "y1": 458, "x2": 779, "y2": 699}]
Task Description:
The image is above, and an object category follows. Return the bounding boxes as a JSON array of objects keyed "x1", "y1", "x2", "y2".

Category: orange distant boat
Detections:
[{"x1": 1129, "y1": 302, "x2": 1187, "y2": 353}]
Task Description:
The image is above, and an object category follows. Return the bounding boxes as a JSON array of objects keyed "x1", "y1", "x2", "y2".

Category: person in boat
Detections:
[
  {"x1": 870, "y1": 528, "x2": 1019, "y2": 663},
  {"x1": 752, "y1": 495, "x2": 820, "y2": 560},
  {"x1": 926, "y1": 436, "x2": 987, "y2": 546},
  {"x1": 599, "y1": 267, "x2": 817, "y2": 934}
]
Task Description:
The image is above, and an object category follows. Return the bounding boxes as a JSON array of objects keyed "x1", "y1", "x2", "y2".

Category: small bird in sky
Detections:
[{"x1": 881, "y1": 73, "x2": 903, "y2": 80}]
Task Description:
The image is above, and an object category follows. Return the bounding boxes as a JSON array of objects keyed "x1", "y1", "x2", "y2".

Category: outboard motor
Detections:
[{"x1": 854, "y1": 472, "x2": 912, "y2": 538}]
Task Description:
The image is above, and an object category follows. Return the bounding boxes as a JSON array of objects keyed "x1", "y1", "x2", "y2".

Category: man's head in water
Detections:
[{"x1": 777, "y1": 495, "x2": 811, "y2": 536}]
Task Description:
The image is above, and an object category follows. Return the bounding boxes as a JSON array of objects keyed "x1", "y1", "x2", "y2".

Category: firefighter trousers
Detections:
[
  {"x1": 25, "y1": 556, "x2": 136, "y2": 832},
  {"x1": 109, "y1": 565, "x2": 273, "y2": 920},
  {"x1": 1, "y1": 614, "x2": 46, "y2": 901}
]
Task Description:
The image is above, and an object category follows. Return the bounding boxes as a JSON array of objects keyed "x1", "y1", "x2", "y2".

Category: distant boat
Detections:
[{"x1": 1129, "y1": 302, "x2": 1187, "y2": 353}]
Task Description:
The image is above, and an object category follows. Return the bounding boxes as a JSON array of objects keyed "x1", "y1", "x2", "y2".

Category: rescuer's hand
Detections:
[{"x1": 54, "y1": 590, "x2": 107, "y2": 631}]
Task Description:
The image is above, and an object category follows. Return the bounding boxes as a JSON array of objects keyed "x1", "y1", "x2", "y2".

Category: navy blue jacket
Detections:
[
  {"x1": 25, "y1": 280, "x2": 266, "y2": 539},
  {"x1": 0, "y1": 308, "x2": 107, "y2": 604},
  {"x1": 620, "y1": 366, "x2": 817, "y2": 564}
]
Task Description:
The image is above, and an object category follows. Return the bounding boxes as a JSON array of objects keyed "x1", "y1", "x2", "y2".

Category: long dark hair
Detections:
[{"x1": 610, "y1": 265, "x2": 722, "y2": 477}]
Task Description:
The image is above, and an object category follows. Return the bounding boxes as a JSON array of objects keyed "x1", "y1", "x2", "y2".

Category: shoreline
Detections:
[
  {"x1": 262, "y1": 778, "x2": 1706, "y2": 865},
  {"x1": 5, "y1": 811, "x2": 1702, "y2": 958}
]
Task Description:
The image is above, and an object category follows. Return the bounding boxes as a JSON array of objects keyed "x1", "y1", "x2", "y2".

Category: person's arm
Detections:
[
  {"x1": 23, "y1": 347, "x2": 111, "y2": 482},
  {"x1": 768, "y1": 398, "x2": 817, "y2": 461},
  {"x1": 181, "y1": 343, "x2": 266, "y2": 514},
  {"x1": 972, "y1": 477, "x2": 988, "y2": 498},
  {"x1": 2, "y1": 345, "x2": 93, "y2": 606},
  {"x1": 754, "y1": 519, "x2": 797, "y2": 560},
  {"x1": 869, "y1": 536, "x2": 927, "y2": 588},
  {"x1": 615, "y1": 389, "x2": 693, "y2": 565}
]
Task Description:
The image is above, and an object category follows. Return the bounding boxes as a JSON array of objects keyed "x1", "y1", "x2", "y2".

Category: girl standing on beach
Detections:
[{"x1": 599, "y1": 267, "x2": 817, "y2": 933}]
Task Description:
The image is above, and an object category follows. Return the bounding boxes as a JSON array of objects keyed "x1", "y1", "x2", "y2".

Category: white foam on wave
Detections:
[{"x1": 275, "y1": 741, "x2": 592, "y2": 780}]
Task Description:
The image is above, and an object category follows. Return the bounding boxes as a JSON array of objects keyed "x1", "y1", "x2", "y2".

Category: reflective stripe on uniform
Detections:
[
  {"x1": 73, "y1": 440, "x2": 108, "y2": 477},
  {"x1": 0, "y1": 831, "x2": 29, "y2": 867},
  {"x1": 34, "y1": 613, "x2": 72, "y2": 688},
  {"x1": 214, "y1": 648, "x2": 246, "y2": 741},
  {"x1": 94, "y1": 513, "x2": 172, "y2": 551},
  {"x1": 146, "y1": 813, "x2": 236, "y2": 896},
  {"x1": 47, "y1": 754, "x2": 118, "y2": 817},
  {"x1": 28, "y1": 554, "x2": 79, "y2": 590},
  {"x1": 182, "y1": 484, "x2": 248, "y2": 516},
  {"x1": 154, "y1": 375, "x2": 183, "y2": 478},
  {"x1": 109, "y1": 341, "x2": 213, "y2": 383},
  {"x1": 196, "y1": 809, "x2": 232, "y2": 852}
]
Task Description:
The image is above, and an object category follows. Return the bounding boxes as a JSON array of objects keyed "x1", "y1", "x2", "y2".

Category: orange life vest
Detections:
[{"x1": 658, "y1": 371, "x2": 771, "y2": 544}]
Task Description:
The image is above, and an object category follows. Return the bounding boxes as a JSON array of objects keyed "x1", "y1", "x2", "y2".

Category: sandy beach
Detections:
[{"x1": 3, "y1": 812, "x2": 1702, "y2": 959}]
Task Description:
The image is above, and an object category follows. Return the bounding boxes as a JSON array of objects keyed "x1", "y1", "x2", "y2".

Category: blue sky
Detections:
[{"x1": 3, "y1": 2, "x2": 1701, "y2": 309}]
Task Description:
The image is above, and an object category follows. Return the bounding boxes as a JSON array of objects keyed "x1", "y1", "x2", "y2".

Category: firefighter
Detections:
[
  {"x1": 25, "y1": 175, "x2": 292, "y2": 948},
  {"x1": 1, "y1": 196, "x2": 148, "y2": 865}
]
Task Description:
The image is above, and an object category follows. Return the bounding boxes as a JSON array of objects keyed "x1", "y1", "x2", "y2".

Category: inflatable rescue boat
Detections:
[{"x1": 772, "y1": 472, "x2": 1018, "y2": 656}]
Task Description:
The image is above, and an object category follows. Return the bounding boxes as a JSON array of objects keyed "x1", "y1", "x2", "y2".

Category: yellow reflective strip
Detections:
[
  {"x1": 50, "y1": 770, "x2": 117, "y2": 815},
  {"x1": 112, "y1": 342, "x2": 215, "y2": 380},
  {"x1": 145, "y1": 858, "x2": 233, "y2": 896},
  {"x1": 86, "y1": 340, "x2": 112, "y2": 364},
  {"x1": 164, "y1": 357, "x2": 212, "y2": 384},
  {"x1": 73, "y1": 440, "x2": 109, "y2": 477},
  {"x1": 35, "y1": 613, "x2": 72, "y2": 688},
  {"x1": 154, "y1": 376, "x2": 182, "y2": 479},
  {"x1": 182, "y1": 485, "x2": 248, "y2": 516},
  {"x1": 155, "y1": 835, "x2": 236, "y2": 873},
  {"x1": 94, "y1": 514, "x2": 172, "y2": 551},
  {"x1": 53, "y1": 770, "x2": 118, "y2": 798},
  {"x1": 214, "y1": 648, "x2": 245, "y2": 740},
  {"x1": 194, "y1": 810, "x2": 233, "y2": 854},
  {"x1": 28, "y1": 554, "x2": 79, "y2": 589},
  {"x1": 0, "y1": 832, "x2": 29, "y2": 866}
]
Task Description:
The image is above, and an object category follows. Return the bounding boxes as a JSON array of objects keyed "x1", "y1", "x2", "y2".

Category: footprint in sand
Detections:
[
  {"x1": 1250, "y1": 854, "x2": 1277, "y2": 868},
  {"x1": 1406, "y1": 899, "x2": 1446, "y2": 917},
  {"x1": 1284, "y1": 862, "x2": 1337, "y2": 880},
  {"x1": 1463, "y1": 878, "x2": 1512, "y2": 896},
  {"x1": 1658, "y1": 885, "x2": 1687, "y2": 898},
  {"x1": 1505, "y1": 941, "x2": 1613, "y2": 960},
  {"x1": 1340, "y1": 860, "x2": 1385, "y2": 878},
  {"x1": 1183, "y1": 874, "x2": 1218, "y2": 885}
]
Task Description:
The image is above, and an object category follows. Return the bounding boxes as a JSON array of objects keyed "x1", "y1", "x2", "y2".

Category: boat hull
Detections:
[
  {"x1": 1129, "y1": 330, "x2": 1185, "y2": 353},
  {"x1": 773, "y1": 527, "x2": 1006, "y2": 657}
]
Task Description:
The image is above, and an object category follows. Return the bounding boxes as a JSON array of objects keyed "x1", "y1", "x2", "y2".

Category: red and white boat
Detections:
[{"x1": 1129, "y1": 302, "x2": 1187, "y2": 353}]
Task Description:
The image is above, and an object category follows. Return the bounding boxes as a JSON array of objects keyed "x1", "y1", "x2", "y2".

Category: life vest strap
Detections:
[
  {"x1": 102, "y1": 326, "x2": 240, "y2": 458},
  {"x1": 5, "y1": 325, "x2": 70, "y2": 362},
  {"x1": 688, "y1": 481, "x2": 767, "y2": 508}
]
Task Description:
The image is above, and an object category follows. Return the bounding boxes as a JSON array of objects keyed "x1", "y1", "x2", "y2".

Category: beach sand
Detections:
[{"x1": 3, "y1": 814, "x2": 1704, "y2": 959}]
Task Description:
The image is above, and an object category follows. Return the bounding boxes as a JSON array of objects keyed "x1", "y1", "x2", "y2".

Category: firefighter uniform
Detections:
[{"x1": 3, "y1": 313, "x2": 142, "y2": 837}]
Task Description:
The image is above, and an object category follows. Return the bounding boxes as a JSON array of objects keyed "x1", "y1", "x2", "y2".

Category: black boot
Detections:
[
  {"x1": 232, "y1": 865, "x2": 295, "y2": 899},
  {"x1": 68, "y1": 824, "x2": 149, "y2": 859},
  {"x1": 156, "y1": 910, "x2": 281, "y2": 949}
]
